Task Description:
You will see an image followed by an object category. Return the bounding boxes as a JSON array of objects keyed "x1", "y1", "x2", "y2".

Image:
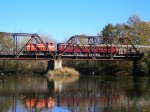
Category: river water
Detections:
[{"x1": 0, "y1": 74, "x2": 150, "y2": 112}]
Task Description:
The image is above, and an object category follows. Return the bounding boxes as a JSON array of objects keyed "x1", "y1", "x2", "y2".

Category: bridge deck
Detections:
[{"x1": 0, "y1": 54, "x2": 143, "y2": 60}]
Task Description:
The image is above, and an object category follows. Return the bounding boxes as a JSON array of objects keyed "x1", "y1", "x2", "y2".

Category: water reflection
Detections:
[
  {"x1": 0, "y1": 74, "x2": 49, "y2": 112},
  {"x1": 0, "y1": 74, "x2": 150, "y2": 112},
  {"x1": 48, "y1": 74, "x2": 79, "y2": 93}
]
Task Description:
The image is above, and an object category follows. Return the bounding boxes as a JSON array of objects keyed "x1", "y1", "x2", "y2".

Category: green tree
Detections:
[
  {"x1": 115, "y1": 23, "x2": 130, "y2": 37},
  {"x1": 138, "y1": 50, "x2": 150, "y2": 75},
  {"x1": 133, "y1": 22, "x2": 150, "y2": 45},
  {"x1": 101, "y1": 24, "x2": 116, "y2": 37}
]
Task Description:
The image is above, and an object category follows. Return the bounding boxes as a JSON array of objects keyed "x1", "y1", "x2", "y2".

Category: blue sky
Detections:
[{"x1": 0, "y1": 0, "x2": 150, "y2": 42}]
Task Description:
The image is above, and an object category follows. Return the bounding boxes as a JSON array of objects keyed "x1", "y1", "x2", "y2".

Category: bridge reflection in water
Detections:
[{"x1": 0, "y1": 74, "x2": 150, "y2": 112}]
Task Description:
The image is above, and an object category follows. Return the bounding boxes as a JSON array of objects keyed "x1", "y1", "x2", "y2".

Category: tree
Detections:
[
  {"x1": 115, "y1": 23, "x2": 130, "y2": 37},
  {"x1": 126, "y1": 15, "x2": 150, "y2": 45},
  {"x1": 78, "y1": 35, "x2": 88, "y2": 44},
  {"x1": 127, "y1": 15, "x2": 141, "y2": 27},
  {"x1": 0, "y1": 32, "x2": 14, "y2": 54},
  {"x1": 101, "y1": 24, "x2": 116, "y2": 37},
  {"x1": 133, "y1": 21, "x2": 150, "y2": 45}
]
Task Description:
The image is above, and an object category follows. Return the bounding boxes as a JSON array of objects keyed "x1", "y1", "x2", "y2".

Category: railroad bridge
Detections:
[{"x1": 0, "y1": 32, "x2": 144, "y2": 71}]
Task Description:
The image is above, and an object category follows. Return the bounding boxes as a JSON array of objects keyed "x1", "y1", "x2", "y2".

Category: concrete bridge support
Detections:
[
  {"x1": 47, "y1": 60, "x2": 62, "y2": 70},
  {"x1": 132, "y1": 60, "x2": 140, "y2": 75}
]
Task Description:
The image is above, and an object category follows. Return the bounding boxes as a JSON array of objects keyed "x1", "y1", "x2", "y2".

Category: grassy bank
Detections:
[
  {"x1": 1, "y1": 51, "x2": 150, "y2": 75},
  {"x1": 47, "y1": 67, "x2": 79, "y2": 76},
  {"x1": 0, "y1": 60, "x2": 47, "y2": 74}
]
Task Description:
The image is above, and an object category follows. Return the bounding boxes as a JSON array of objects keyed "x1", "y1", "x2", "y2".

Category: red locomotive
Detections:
[
  {"x1": 57, "y1": 43, "x2": 119, "y2": 55},
  {"x1": 23, "y1": 42, "x2": 55, "y2": 54}
]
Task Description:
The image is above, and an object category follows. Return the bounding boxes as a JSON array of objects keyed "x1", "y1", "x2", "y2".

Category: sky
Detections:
[{"x1": 0, "y1": 0, "x2": 150, "y2": 42}]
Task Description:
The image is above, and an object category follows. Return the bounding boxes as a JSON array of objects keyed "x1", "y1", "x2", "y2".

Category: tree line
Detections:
[
  {"x1": 100, "y1": 15, "x2": 150, "y2": 45},
  {"x1": 97, "y1": 15, "x2": 150, "y2": 75}
]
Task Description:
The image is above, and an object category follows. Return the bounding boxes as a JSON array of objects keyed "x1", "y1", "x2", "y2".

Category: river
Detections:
[{"x1": 0, "y1": 74, "x2": 150, "y2": 112}]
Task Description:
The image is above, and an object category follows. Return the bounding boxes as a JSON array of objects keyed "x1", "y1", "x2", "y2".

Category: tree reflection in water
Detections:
[{"x1": 0, "y1": 74, "x2": 150, "y2": 112}]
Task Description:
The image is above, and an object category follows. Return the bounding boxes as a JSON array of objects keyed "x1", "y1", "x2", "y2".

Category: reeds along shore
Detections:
[
  {"x1": 47, "y1": 67, "x2": 79, "y2": 76},
  {"x1": 47, "y1": 67, "x2": 79, "y2": 83}
]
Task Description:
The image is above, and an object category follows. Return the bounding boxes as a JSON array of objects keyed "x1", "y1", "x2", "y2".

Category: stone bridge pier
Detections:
[{"x1": 47, "y1": 60, "x2": 62, "y2": 70}]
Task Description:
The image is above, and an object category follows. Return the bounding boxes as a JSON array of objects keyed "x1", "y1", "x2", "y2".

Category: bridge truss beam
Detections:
[
  {"x1": 0, "y1": 33, "x2": 143, "y2": 61},
  {"x1": 57, "y1": 35, "x2": 143, "y2": 60},
  {"x1": 0, "y1": 32, "x2": 54, "y2": 59}
]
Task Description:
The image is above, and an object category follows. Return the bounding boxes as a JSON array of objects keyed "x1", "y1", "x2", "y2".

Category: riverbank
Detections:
[{"x1": 0, "y1": 51, "x2": 150, "y2": 75}]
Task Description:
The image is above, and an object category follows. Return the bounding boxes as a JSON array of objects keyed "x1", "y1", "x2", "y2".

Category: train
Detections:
[
  {"x1": 23, "y1": 42, "x2": 55, "y2": 55},
  {"x1": 57, "y1": 43, "x2": 119, "y2": 55},
  {"x1": 23, "y1": 42, "x2": 120, "y2": 56}
]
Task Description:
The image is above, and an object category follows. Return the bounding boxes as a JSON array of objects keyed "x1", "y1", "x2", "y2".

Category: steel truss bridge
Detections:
[{"x1": 0, "y1": 32, "x2": 144, "y2": 61}]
